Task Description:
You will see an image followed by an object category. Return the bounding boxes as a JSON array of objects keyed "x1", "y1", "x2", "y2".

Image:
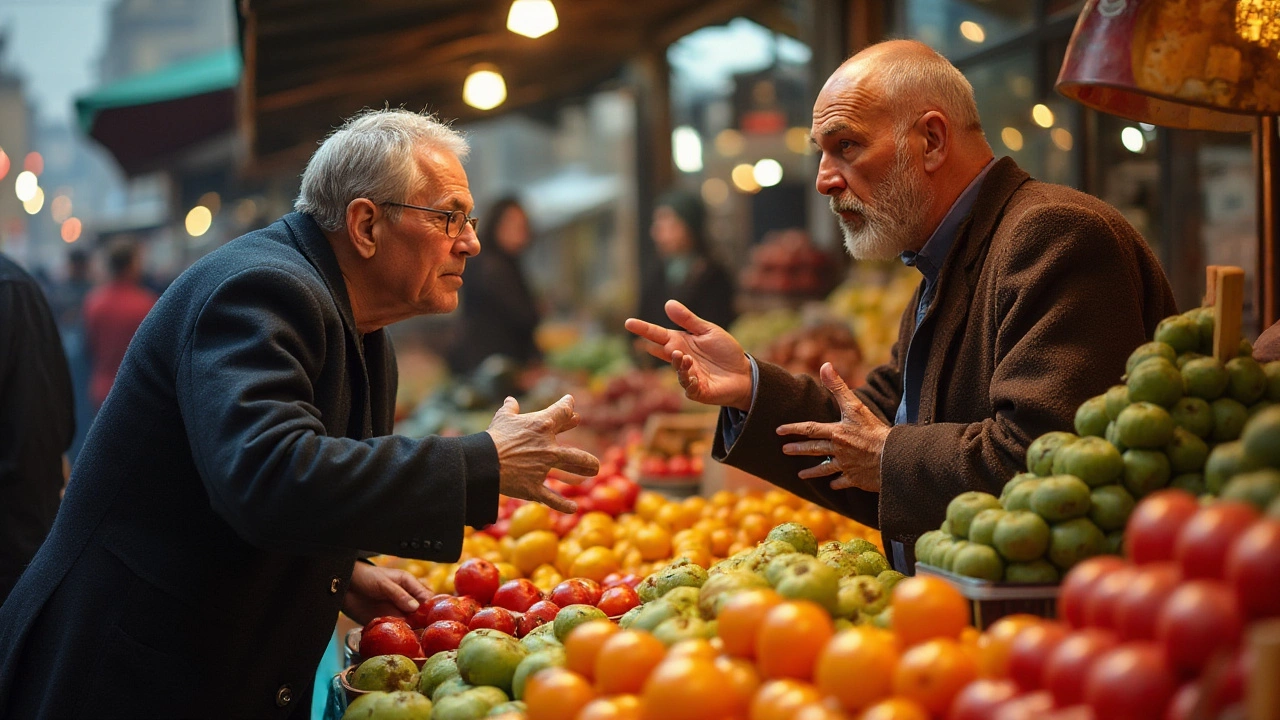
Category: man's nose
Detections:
[{"x1": 815, "y1": 155, "x2": 847, "y2": 196}]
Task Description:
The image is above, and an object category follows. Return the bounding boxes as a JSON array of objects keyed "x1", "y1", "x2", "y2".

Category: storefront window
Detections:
[{"x1": 902, "y1": 0, "x2": 1034, "y2": 60}]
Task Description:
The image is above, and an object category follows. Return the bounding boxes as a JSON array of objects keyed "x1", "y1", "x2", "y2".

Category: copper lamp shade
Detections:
[{"x1": 1056, "y1": 0, "x2": 1280, "y2": 131}]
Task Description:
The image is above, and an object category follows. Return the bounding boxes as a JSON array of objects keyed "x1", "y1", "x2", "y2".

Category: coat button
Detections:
[
  {"x1": 433, "y1": 540, "x2": 444, "y2": 551},
  {"x1": 329, "y1": 577, "x2": 341, "y2": 594},
  {"x1": 276, "y1": 685, "x2": 293, "y2": 707},
  {"x1": 399, "y1": 541, "x2": 409, "y2": 551},
  {"x1": 410, "y1": 539, "x2": 421, "y2": 550}
]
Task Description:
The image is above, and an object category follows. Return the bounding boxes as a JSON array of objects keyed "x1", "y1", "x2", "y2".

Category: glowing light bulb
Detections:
[
  {"x1": 1032, "y1": 104, "x2": 1055, "y2": 128},
  {"x1": 506, "y1": 0, "x2": 558, "y2": 39},
  {"x1": 186, "y1": 205, "x2": 213, "y2": 237},
  {"x1": 672, "y1": 126, "x2": 703, "y2": 173},
  {"x1": 752, "y1": 158, "x2": 783, "y2": 187},
  {"x1": 463, "y1": 66, "x2": 507, "y2": 111}
]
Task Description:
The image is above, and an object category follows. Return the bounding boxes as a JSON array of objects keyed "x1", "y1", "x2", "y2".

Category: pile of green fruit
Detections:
[
  {"x1": 917, "y1": 306, "x2": 1280, "y2": 583},
  {"x1": 618, "y1": 522, "x2": 904, "y2": 635}
]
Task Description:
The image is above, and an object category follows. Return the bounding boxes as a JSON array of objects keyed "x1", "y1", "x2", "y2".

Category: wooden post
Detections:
[
  {"x1": 1257, "y1": 116, "x2": 1278, "y2": 331},
  {"x1": 1204, "y1": 265, "x2": 1222, "y2": 307},
  {"x1": 1248, "y1": 618, "x2": 1280, "y2": 720},
  {"x1": 1212, "y1": 266, "x2": 1245, "y2": 363}
]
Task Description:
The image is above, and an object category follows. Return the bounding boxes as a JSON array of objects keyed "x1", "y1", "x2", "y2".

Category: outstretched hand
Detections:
[
  {"x1": 342, "y1": 562, "x2": 434, "y2": 626},
  {"x1": 624, "y1": 300, "x2": 753, "y2": 410},
  {"x1": 486, "y1": 394, "x2": 600, "y2": 514},
  {"x1": 776, "y1": 363, "x2": 889, "y2": 492}
]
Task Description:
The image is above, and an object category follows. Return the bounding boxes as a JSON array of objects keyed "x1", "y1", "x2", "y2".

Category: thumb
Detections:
[
  {"x1": 502, "y1": 396, "x2": 520, "y2": 415},
  {"x1": 819, "y1": 363, "x2": 858, "y2": 415},
  {"x1": 665, "y1": 299, "x2": 716, "y2": 335},
  {"x1": 380, "y1": 575, "x2": 421, "y2": 613}
]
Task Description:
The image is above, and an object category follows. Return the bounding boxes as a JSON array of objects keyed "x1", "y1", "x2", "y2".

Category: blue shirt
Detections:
[{"x1": 722, "y1": 159, "x2": 995, "y2": 447}]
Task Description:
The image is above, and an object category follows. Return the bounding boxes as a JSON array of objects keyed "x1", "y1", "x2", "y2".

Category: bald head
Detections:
[
  {"x1": 832, "y1": 40, "x2": 985, "y2": 139},
  {"x1": 811, "y1": 40, "x2": 994, "y2": 260}
]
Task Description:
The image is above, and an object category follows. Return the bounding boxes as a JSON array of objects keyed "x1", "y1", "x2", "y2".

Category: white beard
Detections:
[{"x1": 832, "y1": 139, "x2": 935, "y2": 261}]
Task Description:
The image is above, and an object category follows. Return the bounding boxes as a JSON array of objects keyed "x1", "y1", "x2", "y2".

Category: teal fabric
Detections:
[
  {"x1": 74, "y1": 48, "x2": 241, "y2": 134},
  {"x1": 313, "y1": 630, "x2": 343, "y2": 720}
]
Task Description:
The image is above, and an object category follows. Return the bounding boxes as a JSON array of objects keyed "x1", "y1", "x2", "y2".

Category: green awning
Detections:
[
  {"x1": 74, "y1": 48, "x2": 241, "y2": 176},
  {"x1": 75, "y1": 48, "x2": 241, "y2": 134}
]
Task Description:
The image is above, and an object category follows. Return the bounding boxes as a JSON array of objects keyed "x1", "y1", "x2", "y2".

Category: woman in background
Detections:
[
  {"x1": 637, "y1": 189, "x2": 737, "y2": 331},
  {"x1": 448, "y1": 197, "x2": 542, "y2": 375}
]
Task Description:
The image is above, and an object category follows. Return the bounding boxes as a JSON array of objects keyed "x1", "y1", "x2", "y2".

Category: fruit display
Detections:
[
  {"x1": 572, "y1": 372, "x2": 686, "y2": 434},
  {"x1": 917, "y1": 305, "x2": 1280, "y2": 583},
  {"x1": 381, "y1": 487, "x2": 882, "y2": 596},
  {"x1": 825, "y1": 263, "x2": 919, "y2": 367},
  {"x1": 758, "y1": 322, "x2": 864, "y2": 387},
  {"x1": 738, "y1": 229, "x2": 840, "y2": 297}
]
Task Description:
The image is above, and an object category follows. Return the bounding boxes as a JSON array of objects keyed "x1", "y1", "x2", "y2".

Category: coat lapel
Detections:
[
  {"x1": 917, "y1": 158, "x2": 1031, "y2": 422},
  {"x1": 280, "y1": 213, "x2": 375, "y2": 439}
]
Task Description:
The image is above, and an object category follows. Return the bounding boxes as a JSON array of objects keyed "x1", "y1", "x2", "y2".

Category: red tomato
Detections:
[
  {"x1": 1155, "y1": 580, "x2": 1244, "y2": 675},
  {"x1": 419, "y1": 620, "x2": 467, "y2": 656},
  {"x1": 492, "y1": 579, "x2": 543, "y2": 613},
  {"x1": 360, "y1": 619, "x2": 422, "y2": 658},
  {"x1": 362, "y1": 615, "x2": 406, "y2": 634},
  {"x1": 1164, "y1": 683, "x2": 1199, "y2": 720},
  {"x1": 1113, "y1": 562, "x2": 1182, "y2": 641},
  {"x1": 1041, "y1": 707, "x2": 1097, "y2": 720},
  {"x1": 1084, "y1": 643, "x2": 1177, "y2": 720},
  {"x1": 1081, "y1": 565, "x2": 1140, "y2": 630},
  {"x1": 1224, "y1": 518, "x2": 1280, "y2": 619},
  {"x1": 553, "y1": 511, "x2": 581, "y2": 536},
  {"x1": 468, "y1": 606, "x2": 517, "y2": 635},
  {"x1": 1125, "y1": 490, "x2": 1199, "y2": 565},
  {"x1": 426, "y1": 595, "x2": 481, "y2": 626},
  {"x1": 1173, "y1": 502, "x2": 1259, "y2": 580},
  {"x1": 597, "y1": 585, "x2": 641, "y2": 617},
  {"x1": 1007, "y1": 621, "x2": 1071, "y2": 692},
  {"x1": 1060, "y1": 556, "x2": 1129, "y2": 628},
  {"x1": 1043, "y1": 629, "x2": 1119, "y2": 708},
  {"x1": 991, "y1": 691, "x2": 1054, "y2": 720},
  {"x1": 574, "y1": 496, "x2": 598, "y2": 515},
  {"x1": 550, "y1": 578, "x2": 603, "y2": 608},
  {"x1": 516, "y1": 599, "x2": 560, "y2": 637},
  {"x1": 667, "y1": 455, "x2": 694, "y2": 475},
  {"x1": 639, "y1": 456, "x2": 668, "y2": 476},
  {"x1": 946, "y1": 678, "x2": 1019, "y2": 720},
  {"x1": 605, "y1": 475, "x2": 640, "y2": 510},
  {"x1": 587, "y1": 484, "x2": 627, "y2": 516},
  {"x1": 454, "y1": 558, "x2": 500, "y2": 605}
]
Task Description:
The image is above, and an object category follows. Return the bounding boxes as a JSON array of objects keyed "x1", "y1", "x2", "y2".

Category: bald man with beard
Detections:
[{"x1": 627, "y1": 40, "x2": 1178, "y2": 570}]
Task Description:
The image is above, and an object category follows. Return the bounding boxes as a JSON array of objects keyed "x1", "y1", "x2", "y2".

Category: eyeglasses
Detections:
[{"x1": 383, "y1": 202, "x2": 479, "y2": 238}]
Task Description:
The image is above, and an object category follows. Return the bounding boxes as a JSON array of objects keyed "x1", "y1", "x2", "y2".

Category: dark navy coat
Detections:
[{"x1": 0, "y1": 213, "x2": 499, "y2": 718}]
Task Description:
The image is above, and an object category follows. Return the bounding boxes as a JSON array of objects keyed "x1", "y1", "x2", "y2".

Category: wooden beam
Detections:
[
  {"x1": 652, "y1": 0, "x2": 771, "y2": 47},
  {"x1": 1213, "y1": 266, "x2": 1245, "y2": 362},
  {"x1": 1258, "y1": 116, "x2": 1279, "y2": 331}
]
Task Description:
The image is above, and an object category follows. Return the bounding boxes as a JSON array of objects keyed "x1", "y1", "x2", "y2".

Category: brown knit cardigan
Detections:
[{"x1": 714, "y1": 157, "x2": 1178, "y2": 549}]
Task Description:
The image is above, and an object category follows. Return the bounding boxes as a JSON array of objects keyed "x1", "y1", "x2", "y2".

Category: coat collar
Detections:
[
  {"x1": 953, "y1": 157, "x2": 1031, "y2": 282},
  {"x1": 280, "y1": 212, "x2": 360, "y2": 340}
]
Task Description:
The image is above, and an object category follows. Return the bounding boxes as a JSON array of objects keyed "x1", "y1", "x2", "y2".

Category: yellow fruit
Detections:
[
  {"x1": 510, "y1": 502, "x2": 554, "y2": 538},
  {"x1": 578, "y1": 523, "x2": 615, "y2": 549},
  {"x1": 634, "y1": 524, "x2": 673, "y2": 562},
  {"x1": 572, "y1": 546, "x2": 620, "y2": 583},
  {"x1": 513, "y1": 530, "x2": 559, "y2": 575},
  {"x1": 636, "y1": 492, "x2": 667, "y2": 521},
  {"x1": 557, "y1": 539, "x2": 583, "y2": 576}
]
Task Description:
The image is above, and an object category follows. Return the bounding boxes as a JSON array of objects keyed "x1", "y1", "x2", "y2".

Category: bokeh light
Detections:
[
  {"x1": 22, "y1": 186, "x2": 45, "y2": 215},
  {"x1": 960, "y1": 21, "x2": 986, "y2": 43},
  {"x1": 715, "y1": 129, "x2": 745, "y2": 157},
  {"x1": 51, "y1": 194, "x2": 73, "y2": 223},
  {"x1": 1001, "y1": 127, "x2": 1024, "y2": 152},
  {"x1": 1051, "y1": 128, "x2": 1073, "y2": 151},
  {"x1": 186, "y1": 205, "x2": 213, "y2": 237},
  {"x1": 752, "y1": 158, "x2": 783, "y2": 187},
  {"x1": 701, "y1": 177, "x2": 729, "y2": 206},
  {"x1": 14, "y1": 171, "x2": 38, "y2": 202},
  {"x1": 785, "y1": 127, "x2": 812, "y2": 155},
  {"x1": 23, "y1": 151, "x2": 43, "y2": 175},
  {"x1": 730, "y1": 163, "x2": 760, "y2": 193},
  {"x1": 198, "y1": 191, "x2": 222, "y2": 215},
  {"x1": 61, "y1": 217, "x2": 82, "y2": 243},
  {"x1": 463, "y1": 66, "x2": 507, "y2": 110},
  {"x1": 1031, "y1": 104, "x2": 1055, "y2": 128}
]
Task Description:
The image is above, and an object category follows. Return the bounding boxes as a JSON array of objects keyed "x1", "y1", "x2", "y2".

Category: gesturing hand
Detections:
[
  {"x1": 486, "y1": 394, "x2": 600, "y2": 514},
  {"x1": 776, "y1": 363, "x2": 890, "y2": 493},
  {"x1": 624, "y1": 300, "x2": 753, "y2": 411},
  {"x1": 342, "y1": 562, "x2": 434, "y2": 626}
]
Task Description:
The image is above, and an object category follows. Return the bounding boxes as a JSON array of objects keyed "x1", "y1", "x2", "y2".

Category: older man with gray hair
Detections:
[{"x1": 0, "y1": 109, "x2": 597, "y2": 718}]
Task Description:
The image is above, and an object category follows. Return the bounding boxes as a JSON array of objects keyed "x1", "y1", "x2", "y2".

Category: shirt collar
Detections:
[{"x1": 900, "y1": 158, "x2": 996, "y2": 283}]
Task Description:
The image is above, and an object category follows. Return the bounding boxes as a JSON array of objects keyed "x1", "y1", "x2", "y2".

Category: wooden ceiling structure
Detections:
[{"x1": 237, "y1": 0, "x2": 802, "y2": 171}]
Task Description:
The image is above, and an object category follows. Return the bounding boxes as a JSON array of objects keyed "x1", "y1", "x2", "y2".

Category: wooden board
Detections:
[{"x1": 1212, "y1": 267, "x2": 1245, "y2": 363}]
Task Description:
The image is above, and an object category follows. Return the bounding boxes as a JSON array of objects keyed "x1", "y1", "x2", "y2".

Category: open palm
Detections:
[{"x1": 624, "y1": 300, "x2": 753, "y2": 410}]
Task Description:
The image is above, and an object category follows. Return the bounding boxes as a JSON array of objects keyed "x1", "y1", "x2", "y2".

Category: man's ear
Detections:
[
  {"x1": 919, "y1": 110, "x2": 949, "y2": 173},
  {"x1": 345, "y1": 198, "x2": 379, "y2": 260}
]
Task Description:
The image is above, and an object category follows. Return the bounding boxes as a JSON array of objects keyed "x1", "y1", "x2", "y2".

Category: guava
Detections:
[
  {"x1": 967, "y1": 508, "x2": 1007, "y2": 547},
  {"x1": 510, "y1": 648, "x2": 565, "y2": 701},
  {"x1": 1047, "y1": 518, "x2": 1106, "y2": 570},
  {"x1": 836, "y1": 575, "x2": 887, "y2": 618},
  {"x1": 1051, "y1": 436, "x2": 1124, "y2": 487},
  {"x1": 1128, "y1": 358, "x2": 1182, "y2": 408},
  {"x1": 1169, "y1": 473, "x2": 1206, "y2": 495},
  {"x1": 431, "y1": 687, "x2": 508, "y2": 720},
  {"x1": 432, "y1": 676, "x2": 474, "y2": 704},
  {"x1": 552, "y1": 605, "x2": 607, "y2": 642},
  {"x1": 946, "y1": 491, "x2": 1003, "y2": 538},
  {"x1": 351, "y1": 654, "x2": 419, "y2": 692},
  {"x1": 1003, "y1": 559, "x2": 1059, "y2": 584},
  {"x1": 1030, "y1": 475, "x2": 1092, "y2": 522},
  {"x1": 698, "y1": 570, "x2": 769, "y2": 619},
  {"x1": 1105, "y1": 385, "x2": 1131, "y2": 421},
  {"x1": 1003, "y1": 478, "x2": 1043, "y2": 512},
  {"x1": 1088, "y1": 484, "x2": 1135, "y2": 532},
  {"x1": 952, "y1": 544, "x2": 1004, "y2": 582},
  {"x1": 1181, "y1": 357, "x2": 1229, "y2": 400},
  {"x1": 1075, "y1": 395, "x2": 1110, "y2": 437},
  {"x1": 1026, "y1": 431, "x2": 1078, "y2": 476},
  {"x1": 417, "y1": 650, "x2": 460, "y2": 697},
  {"x1": 842, "y1": 538, "x2": 880, "y2": 556},
  {"x1": 1154, "y1": 315, "x2": 1200, "y2": 354},
  {"x1": 1265, "y1": 360, "x2": 1280, "y2": 401},
  {"x1": 1220, "y1": 469, "x2": 1280, "y2": 512},
  {"x1": 652, "y1": 616, "x2": 715, "y2": 646},
  {"x1": 992, "y1": 511, "x2": 1051, "y2": 562},
  {"x1": 1122, "y1": 448, "x2": 1171, "y2": 497},
  {"x1": 766, "y1": 522, "x2": 818, "y2": 556},
  {"x1": 763, "y1": 553, "x2": 816, "y2": 587},
  {"x1": 637, "y1": 557, "x2": 708, "y2": 602},
  {"x1": 1165, "y1": 427, "x2": 1209, "y2": 474},
  {"x1": 741, "y1": 540, "x2": 798, "y2": 576},
  {"x1": 773, "y1": 558, "x2": 839, "y2": 614},
  {"x1": 1116, "y1": 402, "x2": 1176, "y2": 448},
  {"x1": 1170, "y1": 396, "x2": 1214, "y2": 439},
  {"x1": 457, "y1": 628, "x2": 527, "y2": 695},
  {"x1": 941, "y1": 539, "x2": 972, "y2": 571},
  {"x1": 1205, "y1": 441, "x2": 1264, "y2": 494},
  {"x1": 876, "y1": 570, "x2": 906, "y2": 595},
  {"x1": 1242, "y1": 405, "x2": 1280, "y2": 466},
  {"x1": 1126, "y1": 341, "x2": 1177, "y2": 375},
  {"x1": 628, "y1": 598, "x2": 681, "y2": 632},
  {"x1": 518, "y1": 623, "x2": 560, "y2": 654},
  {"x1": 1226, "y1": 357, "x2": 1267, "y2": 405},
  {"x1": 1210, "y1": 398, "x2": 1249, "y2": 442},
  {"x1": 342, "y1": 691, "x2": 433, "y2": 720}
]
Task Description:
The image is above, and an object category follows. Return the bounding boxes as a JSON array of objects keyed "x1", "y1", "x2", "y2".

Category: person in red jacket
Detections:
[{"x1": 82, "y1": 239, "x2": 157, "y2": 408}]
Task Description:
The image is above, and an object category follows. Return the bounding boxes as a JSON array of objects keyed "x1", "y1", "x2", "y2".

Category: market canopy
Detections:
[
  {"x1": 75, "y1": 48, "x2": 241, "y2": 176},
  {"x1": 238, "y1": 0, "x2": 791, "y2": 168}
]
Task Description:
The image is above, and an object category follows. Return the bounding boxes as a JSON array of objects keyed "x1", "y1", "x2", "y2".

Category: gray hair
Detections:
[
  {"x1": 295, "y1": 108, "x2": 470, "y2": 232},
  {"x1": 871, "y1": 41, "x2": 984, "y2": 139}
]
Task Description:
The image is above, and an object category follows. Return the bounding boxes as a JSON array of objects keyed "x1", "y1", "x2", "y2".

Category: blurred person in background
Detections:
[
  {"x1": 83, "y1": 239, "x2": 157, "y2": 409},
  {"x1": 48, "y1": 249, "x2": 96, "y2": 461},
  {"x1": 0, "y1": 253, "x2": 74, "y2": 605},
  {"x1": 0, "y1": 108, "x2": 596, "y2": 719},
  {"x1": 637, "y1": 189, "x2": 737, "y2": 331},
  {"x1": 48, "y1": 249, "x2": 93, "y2": 329},
  {"x1": 447, "y1": 196, "x2": 542, "y2": 375}
]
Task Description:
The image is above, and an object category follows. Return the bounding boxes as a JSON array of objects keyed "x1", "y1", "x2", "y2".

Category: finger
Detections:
[
  {"x1": 532, "y1": 484, "x2": 577, "y2": 514},
  {"x1": 503, "y1": 396, "x2": 520, "y2": 415},
  {"x1": 829, "y1": 475, "x2": 861, "y2": 491},
  {"x1": 776, "y1": 422, "x2": 835, "y2": 439},
  {"x1": 798, "y1": 460, "x2": 841, "y2": 480},
  {"x1": 819, "y1": 363, "x2": 860, "y2": 415},
  {"x1": 390, "y1": 570, "x2": 434, "y2": 606},
  {"x1": 379, "y1": 574, "x2": 423, "y2": 613},
  {"x1": 551, "y1": 472, "x2": 589, "y2": 486},
  {"x1": 538, "y1": 394, "x2": 577, "y2": 431},
  {"x1": 552, "y1": 447, "x2": 601, "y2": 476},
  {"x1": 665, "y1": 300, "x2": 717, "y2": 335},
  {"x1": 781, "y1": 440, "x2": 835, "y2": 456},
  {"x1": 624, "y1": 317, "x2": 672, "y2": 346},
  {"x1": 637, "y1": 338, "x2": 675, "y2": 362}
]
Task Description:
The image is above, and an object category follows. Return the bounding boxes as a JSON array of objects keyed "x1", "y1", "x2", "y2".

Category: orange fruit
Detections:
[
  {"x1": 717, "y1": 588, "x2": 783, "y2": 659},
  {"x1": 635, "y1": 492, "x2": 666, "y2": 521},
  {"x1": 798, "y1": 508, "x2": 834, "y2": 541},
  {"x1": 858, "y1": 698, "x2": 930, "y2": 720},
  {"x1": 571, "y1": 546, "x2": 619, "y2": 583},
  {"x1": 731, "y1": 498, "x2": 766, "y2": 524},
  {"x1": 526, "y1": 667, "x2": 596, "y2": 720},
  {"x1": 715, "y1": 655, "x2": 760, "y2": 713},
  {"x1": 578, "y1": 511, "x2": 614, "y2": 529},
  {"x1": 633, "y1": 524, "x2": 672, "y2": 561},
  {"x1": 792, "y1": 702, "x2": 850, "y2": 720},
  {"x1": 710, "y1": 489, "x2": 738, "y2": 507},
  {"x1": 749, "y1": 679, "x2": 823, "y2": 720},
  {"x1": 577, "y1": 523, "x2": 615, "y2": 549},
  {"x1": 975, "y1": 614, "x2": 1043, "y2": 679},
  {"x1": 666, "y1": 638, "x2": 719, "y2": 661},
  {"x1": 565, "y1": 619, "x2": 621, "y2": 681},
  {"x1": 709, "y1": 528, "x2": 735, "y2": 557},
  {"x1": 556, "y1": 539, "x2": 582, "y2": 576},
  {"x1": 892, "y1": 638, "x2": 978, "y2": 715},
  {"x1": 513, "y1": 530, "x2": 560, "y2": 575},
  {"x1": 510, "y1": 502, "x2": 554, "y2": 538},
  {"x1": 755, "y1": 601, "x2": 834, "y2": 680},
  {"x1": 595, "y1": 630, "x2": 666, "y2": 694},
  {"x1": 655, "y1": 503, "x2": 694, "y2": 532},
  {"x1": 577, "y1": 694, "x2": 641, "y2": 720},
  {"x1": 770, "y1": 505, "x2": 794, "y2": 526},
  {"x1": 639, "y1": 656, "x2": 737, "y2": 720},
  {"x1": 890, "y1": 576, "x2": 970, "y2": 647},
  {"x1": 738, "y1": 513, "x2": 770, "y2": 544},
  {"x1": 813, "y1": 627, "x2": 898, "y2": 712}
]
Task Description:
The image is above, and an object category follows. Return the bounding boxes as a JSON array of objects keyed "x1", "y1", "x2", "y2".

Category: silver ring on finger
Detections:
[{"x1": 825, "y1": 456, "x2": 840, "y2": 472}]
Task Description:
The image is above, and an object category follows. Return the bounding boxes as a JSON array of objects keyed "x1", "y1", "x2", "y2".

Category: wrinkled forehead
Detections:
[{"x1": 811, "y1": 66, "x2": 894, "y2": 137}]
